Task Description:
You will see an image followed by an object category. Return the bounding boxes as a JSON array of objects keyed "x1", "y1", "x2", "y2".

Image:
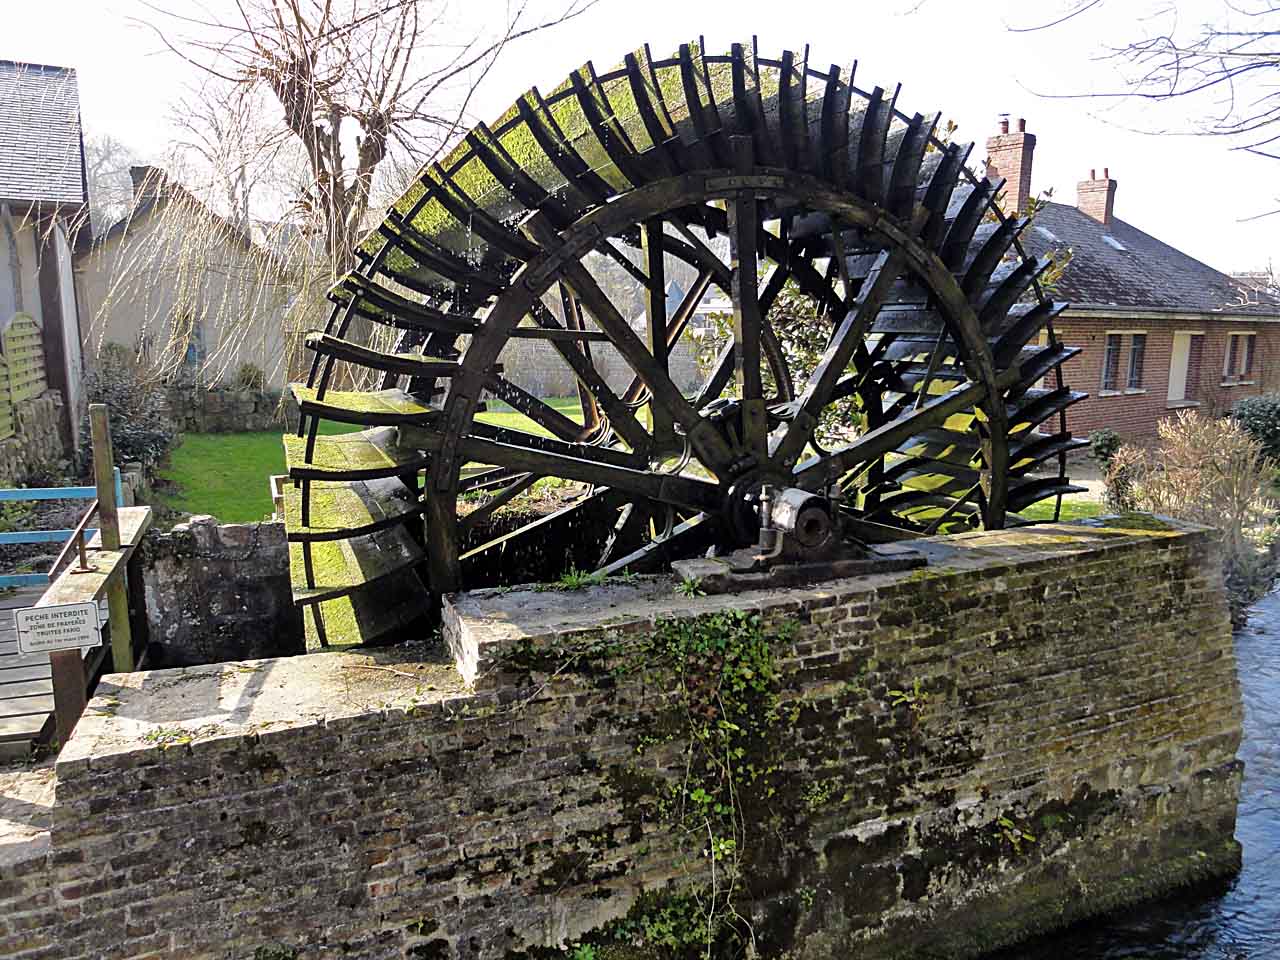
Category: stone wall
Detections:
[
  {"x1": 165, "y1": 385, "x2": 282, "y2": 434},
  {"x1": 0, "y1": 390, "x2": 68, "y2": 484},
  {"x1": 136, "y1": 516, "x2": 303, "y2": 667},
  {"x1": 0, "y1": 519, "x2": 1244, "y2": 960}
]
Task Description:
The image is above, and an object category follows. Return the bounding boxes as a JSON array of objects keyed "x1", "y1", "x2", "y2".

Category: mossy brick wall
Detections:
[
  {"x1": 164, "y1": 386, "x2": 281, "y2": 434},
  {"x1": 0, "y1": 520, "x2": 1244, "y2": 960}
]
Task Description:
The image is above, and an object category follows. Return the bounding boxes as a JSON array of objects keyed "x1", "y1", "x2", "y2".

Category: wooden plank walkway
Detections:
[
  {"x1": 0, "y1": 588, "x2": 59, "y2": 750},
  {"x1": 0, "y1": 506, "x2": 152, "y2": 755}
]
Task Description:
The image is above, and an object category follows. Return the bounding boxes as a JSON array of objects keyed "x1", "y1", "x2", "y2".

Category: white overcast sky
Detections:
[{"x1": 6, "y1": 0, "x2": 1278, "y2": 273}]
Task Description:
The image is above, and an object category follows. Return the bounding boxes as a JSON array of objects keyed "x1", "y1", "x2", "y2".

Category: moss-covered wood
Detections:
[
  {"x1": 289, "y1": 522, "x2": 425, "y2": 604},
  {"x1": 282, "y1": 476, "x2": 424, "y2": 542},
  {"x1": 289, "y1": 386, "x2": 443, "y2": 426},
  {"x1": 282, "y1": 427, "x2": 431, "y2": 480}
]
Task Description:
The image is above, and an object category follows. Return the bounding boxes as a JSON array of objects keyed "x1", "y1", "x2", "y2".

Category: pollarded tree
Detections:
[{"x1": 142, "y1": 0, "x2": 600, "y2": 276}]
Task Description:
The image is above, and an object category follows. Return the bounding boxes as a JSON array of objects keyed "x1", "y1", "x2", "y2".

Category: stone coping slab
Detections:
[
  {"x1": 444, "y1": 517, "x2": 1207, "y2": 686},
  {"x1": 55, "y1": 644, "x2": 469, "y2": 780}
]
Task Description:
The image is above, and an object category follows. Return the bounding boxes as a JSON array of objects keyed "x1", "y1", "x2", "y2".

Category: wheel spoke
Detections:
[
  {"x1": 458, "y1": 473, "x2": 540, "y2": 533},
  {"x1": 561, "y1": 282, "x2": 603, "y2": 434},
  {"x1": 527, "y1": 300, "x2": 650, "y2": 451},
  {"x1": 774, "y1": 248, "x2": 906, "y2": 466},
  {"x1": 727, "y1": 137, "x2": 768, "y2": 462},
  {"x1": 483, "y1": 375, "x2": 587, "y2": 443},
  {"x1": 623, "y1": 267, "x2": 714, "y2": 406},
  {"x1": 794, "y1": 373, "x2": 1015, "y2": 490},
  {"x1": 598, "y1": 499, "x2": 654, "y2": 569},
  {"x1": 523, "y1": 214, "x2": 735, "y2": 476},
  {"x1": 446, "y1": 431, "x2": 720, "y2": 513},
  {"x1": 595, "y1": 512, "x2": 718, "y2": 576},
  {"x1": 642, "y1": 218, "x2": 675, "y2": 449}
]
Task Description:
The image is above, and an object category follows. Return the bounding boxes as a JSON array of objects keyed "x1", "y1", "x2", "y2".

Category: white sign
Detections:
[{"x1": 16, "y1": 602, "x2": 103, "y2": 655}]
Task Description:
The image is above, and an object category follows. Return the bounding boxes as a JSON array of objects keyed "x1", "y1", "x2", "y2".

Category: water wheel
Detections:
[{"x1": 283, "y1": 39, "x2": 1086, "y2": 644}]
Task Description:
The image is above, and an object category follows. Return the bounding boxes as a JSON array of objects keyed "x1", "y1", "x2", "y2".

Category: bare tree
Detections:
[
  {"x1": 139, "y1": 0, "x2": 600, "y2": 276},
  {"x1": 83, "y1": 132, "x2": 144, "y2": 236},
  {"x1": 1011, "y1": 2, "x2": 1280, "y2": 161}
]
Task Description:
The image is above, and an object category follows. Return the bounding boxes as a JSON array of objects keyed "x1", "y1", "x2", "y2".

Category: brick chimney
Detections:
[
  {"x1": 1077, "y1": 168, "x2": 1117, "y2": 226},
  {"x1": 129, "y1": 165, "x2": 168, "y2": 203},
  {"x1": 985, "y1": 117, "x2": 1036, "y2": 215}
]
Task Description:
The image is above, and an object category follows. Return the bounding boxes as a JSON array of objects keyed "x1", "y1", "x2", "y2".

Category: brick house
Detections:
[{"x1": 986, "y1": 119, "x2": 1280, "y2": 442}]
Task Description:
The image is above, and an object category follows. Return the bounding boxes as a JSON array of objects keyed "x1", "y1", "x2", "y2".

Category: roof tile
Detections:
[{"x1": 0, "y1": 61, "x2": 86, "y2": 207}]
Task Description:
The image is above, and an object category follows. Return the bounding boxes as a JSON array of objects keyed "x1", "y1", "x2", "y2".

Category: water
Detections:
[{"x1": 993, "y1": 590, "x2": 1280, "y2": 959}]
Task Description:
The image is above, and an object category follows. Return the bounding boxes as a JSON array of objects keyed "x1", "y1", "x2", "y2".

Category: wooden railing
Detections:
[{"x1": 0, "y1": 468, "x2": 123, "y2": 589}]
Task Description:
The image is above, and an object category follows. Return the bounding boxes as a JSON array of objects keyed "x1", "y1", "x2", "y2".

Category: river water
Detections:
[{"x1": 992, "y1": 590, "x2": 1280, "y2": 959}]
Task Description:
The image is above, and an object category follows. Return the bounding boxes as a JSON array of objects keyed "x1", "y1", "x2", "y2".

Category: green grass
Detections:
[
  {"x1": 156, "y1": 398, "x2": 586, "y2": 523},
  {"x1": 1018, "y1": 496, "x2": 1104, "y2": 522},
  {"x1": 476, "y1": 395, "x2": 582, "y2": 436},
  {"x1": 157, "y1": 422, "x2": 355, "y2": 523}
]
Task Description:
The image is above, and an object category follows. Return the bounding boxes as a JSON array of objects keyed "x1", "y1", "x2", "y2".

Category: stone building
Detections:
[
  {"x1": 77, "y1": 165, "x2": 292, "y2": 389},
  {"x1": 986, "y1": 119, "x2": 1280, "y2": 441}
]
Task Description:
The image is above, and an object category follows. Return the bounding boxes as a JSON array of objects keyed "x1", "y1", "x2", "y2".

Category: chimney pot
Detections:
[
  {"x1": 1103, "y1": 166, "x2": 1109, "y2": 179},
  {"x1": 1017, "y1": 118, "x2": 1026, "y2": 132},
  {"x1": 999, "y1": 118, "x2": 1009, "y2": 134},
  {"x1": 1090, "y1": 168, "x2": 1096, "y2": 180}
]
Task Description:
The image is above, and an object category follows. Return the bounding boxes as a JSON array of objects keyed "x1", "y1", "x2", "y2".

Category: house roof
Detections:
[
  {"x1": 0, "y1": 61, "x2": 86, "y2": 207},
  {"x1": 1022, "y1": 201, "x2": 1280, "y2": 318},
  {"x1": 92, "y1": 166, "x2": 254, "y2": 252}
]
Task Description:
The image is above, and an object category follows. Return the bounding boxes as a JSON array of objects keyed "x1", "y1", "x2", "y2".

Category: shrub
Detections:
[
  {"x1": 80, "y1": 347, "x2": 178, "y2": 470},
  {"x1": 1088, "y1": 427, "x2": 1122, "y2": 467},
  {"x1": 234, "y1": 362, "x2": 266, "y2": 392},
  {"x1": 1103, "y1": 410, "x2": 1278, "y2": 624},
  {"x1": 1231, "y1": 393, "x2": 1280, "y2": 461}
]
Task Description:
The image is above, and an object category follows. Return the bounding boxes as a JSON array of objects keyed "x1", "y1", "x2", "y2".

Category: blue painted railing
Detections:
[{"x1": 0, "y1": 468, "x2": 123, "y2": 588}]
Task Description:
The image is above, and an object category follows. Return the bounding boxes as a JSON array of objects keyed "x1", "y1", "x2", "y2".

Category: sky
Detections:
[{"x1": 6, "y1": 0, "x2": 1278, "y2": 274}]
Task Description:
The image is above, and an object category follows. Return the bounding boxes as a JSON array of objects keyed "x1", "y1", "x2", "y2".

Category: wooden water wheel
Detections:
[{"x1": 283, "y1": 39, "x2": 1086, "y2": 644}]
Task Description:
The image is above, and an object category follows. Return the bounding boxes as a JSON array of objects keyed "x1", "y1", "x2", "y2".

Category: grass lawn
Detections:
[
  {"x1": 1017, "y1": 495, "x2": 1104, "y2": 522},
  {"x1": 156, "y1": 398, "x2": 585, "y2": 522},
  {"x1": 158, "y1": 422, "x2": 354, "y2": 523}
]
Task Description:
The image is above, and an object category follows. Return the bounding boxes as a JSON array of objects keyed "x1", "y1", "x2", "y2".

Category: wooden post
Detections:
[
  {"x1": 50, "y1": 650, "x2": 86, "y2": 747},
  {"x1": 89, "y1": 404, "x2": 133, "y2": 672}
]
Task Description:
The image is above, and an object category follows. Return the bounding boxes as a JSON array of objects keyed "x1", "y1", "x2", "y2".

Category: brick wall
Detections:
[
  {"x1": 0, "y1": 520, "x2": 1244, "y2": 960},
  {"x1": 1052, "y1": 313, "x2": 1280, "y2": 441},
  {"x1": 165, "y1": 385, "x2": 282, "y2": 434}
]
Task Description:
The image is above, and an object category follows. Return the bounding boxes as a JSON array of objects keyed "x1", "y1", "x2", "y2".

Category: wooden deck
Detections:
[
  {"x1": 0, "y1": 588, "x2": 81, "y2": 752},
  {"x1": 0, "y1": 506, "x2": 152, "y2": 756}
]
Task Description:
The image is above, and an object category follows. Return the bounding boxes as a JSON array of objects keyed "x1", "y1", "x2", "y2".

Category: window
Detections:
[
  {"x1": 1223, "y1": 332, "x2": 1257, "y2": 383},
  {"x1": 1168, "y1": 332, "x2": 1205, "y2": 405},
  {"x1": 1101, "y1": 331, "x2": 1146, "y2": 394},
  {"x1": 1101, "y1": 334, "x2": 1122, "y2": 392},
  {"x1": 1127, "y1": 333, "x2": 1146, "y2": 389}
]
